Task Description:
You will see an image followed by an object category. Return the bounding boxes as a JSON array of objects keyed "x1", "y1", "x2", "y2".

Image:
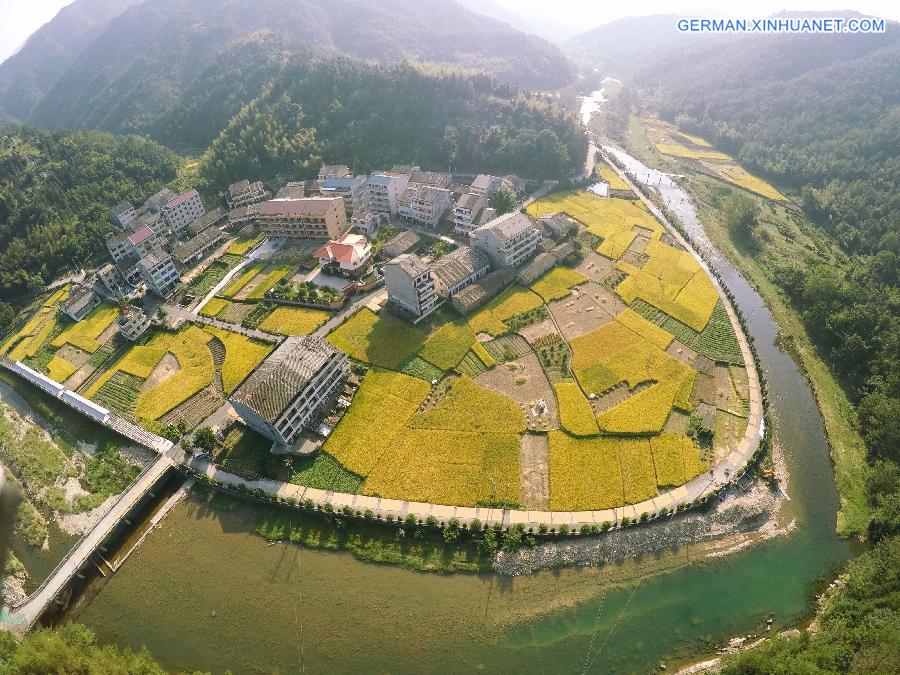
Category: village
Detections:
[{"x1": 0, "y1": 155, "x2": 758, "y2": 521}]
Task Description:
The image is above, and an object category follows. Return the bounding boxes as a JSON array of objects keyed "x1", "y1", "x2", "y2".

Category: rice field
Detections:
[
  {"x1": 530, "y1": 267, "x2": 588, "y2": 302},
  {"x1": 46, "y1": 356, "x2": 76, "y2": 383},
  {"x1": 51, "y1": 304, "x2": 119, "y2": 353},
  {"x1": 199, "y1": 297, "x2": 229, "y2": 317},
  {"x1": 598, "y1": 163, "x2": 630, "y2": 191},
  {"x1": 327, "y1": 308, "x2": 425, "y2": 368},
  {"x1": 410, "y1": 376, "x2": 526, "y2": 434},
  {"x1": 548, "y1": 432, "x2": 624, "y2": 511},
  {"x1": 246, "y1": 263, "x2": 292, "y2": 300},
  {"x1": 554, "y1": 382, "x2": 599, "y2": 436},
  {"x1": 258, "y1": 306, "x2": 331, "y2": 336},
  {"x1": 226, "y1": 235, "x2": 263, "y2": 256},
  {"x1": 706, "y1": 162, "x2": 785, "y2": 201},
  {"x1": 467, "y1": 286, "x2": 543, "y2": 337},
  {"x1": 655, "y1": 142, "x2": 731, "y2": 161},
  {"x1": 417, "y1": 319, "x2": 476, "y2": 371},
  {"x1": 221, "y1": 261, "x2": 267, "y2": 297},
  {"x1": 650, "y1": 434, "x2": 707, "y2": 487},
  {"x1": 202, "y1": 326, "x2": 273, "y2": 393}
]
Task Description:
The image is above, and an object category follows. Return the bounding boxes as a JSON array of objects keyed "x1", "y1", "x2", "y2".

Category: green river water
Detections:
[{"x1": 59, "y1": 148, "x2": 851, "y2": 672}]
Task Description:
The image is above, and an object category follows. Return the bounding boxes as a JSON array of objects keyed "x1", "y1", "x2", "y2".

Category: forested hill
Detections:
[
  {"x1": 621, "y1": 21, "x2": 899, "y2": 543},
  {"x1": 199, "y1": 58, "x2": 587, "y2": 193},
  {"x1": 0, "y1": 127, "x2": 180, "y2": 304},
  {"x1": 0, "y1": 0, "x2": 574, "y2": 138},
  {"x1": 0, "y1": 0, "x2": 144, "y2": 122}
]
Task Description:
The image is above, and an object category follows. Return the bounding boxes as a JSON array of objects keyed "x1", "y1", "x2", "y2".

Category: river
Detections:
[{"x1": 61, "y1": 142, "x2": 852, "y2": 672}]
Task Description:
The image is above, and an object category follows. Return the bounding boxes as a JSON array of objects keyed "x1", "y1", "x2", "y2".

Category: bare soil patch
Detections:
[
  {"x1": 518, "y1": 318, "x2": 559, "y2": 345},
  {"x1": 475, "y1": 353, "x2": 557, "y2": 431},
  {"x1": 548, "y1": 281, "x2": 621, "y2": 340},
  {"x1": 666, "y1": 339, "x2": 697, "y2": 366},
  {"x1": 575, "y1": 252, "x2": 616, "y2": 285},
  {"x1": 715, "y1": 364, "x2": 745, "y2": 416},
  {"x1": 519, "y1": 433, "x2": 549, "y2": 509},
  {"x1": 235, "y1": 272, "x2": 267, "y2": 300},
  {"x1": 140, "y1": 352, "x2": 180, "y2": 393},
  {"x1": 66, "y1": 362, "x2": 94, "y2": 391},
  {"x1": 56, "y1": 344, "x2": 91, "y2": 367},
  {"x1": 664, "y1": 408, "x2": 690, "y2": 434}
]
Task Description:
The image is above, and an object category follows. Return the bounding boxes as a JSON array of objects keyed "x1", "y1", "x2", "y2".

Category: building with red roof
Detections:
[{"x1": 314, "y1": 233, "x2": 372, "y2": 277}]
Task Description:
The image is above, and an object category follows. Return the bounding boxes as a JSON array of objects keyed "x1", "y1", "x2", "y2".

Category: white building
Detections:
[
  {"x1": 398, "y1": 184, "x2": 452, "y2": 229},
  {"x1": 230, "y1": 335, "x2": 350, "y2": 446},
  {"x1": 61, "y1": 285, "x2": 101, "y2": 321},
  {"x1": 144, "y1": 188, "x2": 178, "y2": 213},
  {"x1": 227, "y1": 180, "x2": 267, "y2": 209},
  {"x1": 313, "y1": 233, "x2": 372, "y2": 277},
  {"x1": 98, "y1": 263, "x2": 128, "y2": 297},
  {"x1": 106, "y1": 224, "x2": 159, "y2": 264},
  {"x1": 469, "y1": 174, "x2": 501, "y2": 197},
  {"x1": 453, "y1": 193, "x2": 487, "y2": 235},
  {"x1": 110, "y1": 201, "x2": 136, "y2": 228},
  {"x1": 470, "y1": 211, "x2": 540, "y2": 269},
  {"x1": 119, "y1": 308, "x2": 151, "y2": 341},
  {"x1": 364, "y1": 173, "x2": 409, "y2": 216},
  {"x1": 139, "y1": 247, "x2": 179, "y2": 297},
  {"x1": 319, "y1": 176, "x2": 366, "y2": 220},
  {"x1": 257, "y1": 197, "x2": 348, "y2": 240},
  {"x1": 350, "y1": 210, "x2": 380, "y2": 236},
  {"x1": 383, "y1": 253, "x2": 437, "y2": 319},
  {"x1": 430, "y1": 246, "x2": 491, "y2": 298},
  {"x1": 162, "y1": 189, "x2": 205, "y2": 235}
]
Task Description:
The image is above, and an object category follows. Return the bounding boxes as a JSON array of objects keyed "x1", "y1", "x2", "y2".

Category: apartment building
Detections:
[
  {"x1": 319, "y1": 176, "x2": 366, "y2": 220},
  {"x1": 230, "y1": 335, "x2": 350, "y2": 446},
  {"x1": 139, "y1": 247, "x2": 179, "y2": 297},
  {"x1": 398, "y1": 184, "x2": 452, "y2": 229},
  {"x1": 106, "y1": 224, "x2": 159, "y2": 263},
  {"x1": 162, "y1": 189, "x2": 205, "y2": 235},
  {"x1": 364, "y1": 173, "x2": 409, "y2": 216},
  {"x1": 110, "y1": 201, "x2": 136, "y2": 228},
  {"x1": 256, "y1": 197, "x2": 348, "y2": 240},
  {"x1": 119, "y1": 308, "x2": 151, "y2": 341},
  {"x1": 470, "y1": 211, "x2": 540, "y2": 269},
  {"x1": 350, "y1": 210, "x2": 380, "y2": 236},
  {"x1": 144, "y1": 188, "x2": 178, "y2": 213},
  {"x1": 98, "y1": 263, "x2": 128, "y2": 297},
  {"x1": 227, "y1": 180, "x2": 267, "y2": 209},
  {"x1": 383, "y1": 253, "x2": 438, "y2": 319},
  {"x1": 61, "y1": 285, "x2": 101, "y2": 321},
  {"x1": 468, "y1": 174, "x2": 501, "y2": 197},
  {"x1": 452, "y1": 193, "x2": 487, "y2": 234}
]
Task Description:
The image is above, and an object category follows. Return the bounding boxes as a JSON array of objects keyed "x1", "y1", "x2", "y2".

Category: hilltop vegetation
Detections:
[
  {"x1": 0, "y1": 126, "x2": 180, "y2": 303},
  {"x1": 0, "y1": 0, "x2": 574, "y2": 137},
  {"x1": 200, "y1": 58, "x2": 586, "y2": 192}
]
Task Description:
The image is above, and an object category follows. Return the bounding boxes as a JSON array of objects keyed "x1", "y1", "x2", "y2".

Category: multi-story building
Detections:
[
  {"x1": 61, "y1": 285, "x2": 101, "y2": 321},
  {"x1": 172, "y1": 226, "x2": 226, "y2": 266},
  {"x1": 230, "y1": 335, "x2": 349, "y2": 446},
  {"x1": 409, "y1": 171, "x2": 451, "y2": 189},
  {"x1": 144, "y1": 188, "x2": 178, "y2": 213},
  {"x1": 110, "y1": 201, "x2": 136, "y2": 228},
  {"x1": 319, "y1": 176, "x2": 366, "y2": 220},
  {"x1": 186, "y1": 207, "x2": 227, "y2": 237},
  {"x1": 452, "y1": 193, "x2": 486, "y2": 234},
  {"x1": 383, "y1": 253, "x2": 438, "y2": 319},
  {"x1": 317, "y1": 164, "x2": 351, "y2": 182},
  {"x1": 430, "y1": 246, "x2": 491, "y2": 299},
  {"x1": 98, "y1": 263, "x2": 128, "y2": 297},
  {"x1": 470, "y1": 211, "x2": 540, "y2": 269},
  {"x1": 138, "y1": 247, "x2": 179, "y2": 297},
  {"x1": 118, "y1": 308, "x2": 151, "y2": 341},
  {"x1": 364, "y1": 173, "x2": 409, "y2": 216},
  {"x1": 162, "y1": 189, "x2": 205, "y2": 236},
  {"x1": 227, "y1": 180, "x2": 267, "y2": 209},
  {"x1": 350, "y1": 210, "x2": 380, "y2": 236},
  {"x1": 106, "y1": 224, "x2": 159, "y2": 263},
  {"x1": 256, "y1": 197, "x2": 348, "y2": 240},
  {"x1": 398, "y1": 184, "x2": 452, "y2": 228},
  {"x1": 313, "y1": 233, "x2": 372, "y2": 278},
  {"x1": 468, "y1": 174, "x2": 501, "y2": 197}
]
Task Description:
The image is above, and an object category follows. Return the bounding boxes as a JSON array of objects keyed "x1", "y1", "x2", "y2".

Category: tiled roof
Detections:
[
  {"x1": 172, "y1": 226, "x2": 225, "y2": 263},
  {"x1": 409, "y1": 171, "x2": 450, "y2": 188},
  {"x1": 228, "y1": 180, "x2": 250, "y2": 197},
  {"x1": 231, "y1": 336, "x2": 341, "y2": 423},
  {"x1": 383, "y1": 230, "x2": 421, "y2": 253},
  {"x1": 139, "y1": 246, "x2": 171, "y2": 270},
  {"x1": 164, "y1": 189, "x2": 199, "y2": 210},
  {"x1": 318, "y1": 164, "x2": 351, "y2": 178},
  {"x1": 473, "y1": 211, "x2": 535, "y2": 242},
  {"x1": 386, "y1": 253, "x2": 430, "y2": 278},
  {"x1": 454, "y1": 192, "x2": 485, "y2": 212},
  {"x1": 128, "y1": 225, "x2": 154, "y2": 246},
  {"x1": 430, "y1": 246, "x2": 489, "y2": 288},
  {"x1": 314, "y1": 233, "x2": 370, "y2": 265},
  {"x1": 471, "y1": 174, "x2": 496, "y2": 191},
  {"x1": 259, "y1": 198, "x2": 339, "y2": 217}
]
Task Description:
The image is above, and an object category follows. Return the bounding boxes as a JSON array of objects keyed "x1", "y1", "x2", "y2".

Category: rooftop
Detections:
[
  {"x1": 139, "y1": 246, "x2": 171, "y2": 270},
  {"x1": 454, "y1": 192, "x2": 486, "y2": 212},
  {"x1": 401, "y1": 184, "x2": 452, "y2": 206},
  {"x1": 188, "y1": 207, "x2": 226, "y2": 235},
  {"x1": 231, "y1": 335, "x2": 341, "y2": 423},
  {"x1": 430, "y1": 246, "x2": 489, "y2": 288},
  {"x1": 382, "y1": 230, "x2": 421, "y2": 253},
  {"x1": 471, "y1": 174, "x2": 497, "y2": 191},
  {"x1": 172, "y1": 226, "x2": 224, "y2": 264},
  {"x1": 473, "y1": 211, "x2": 536, "y2": 242},
  {"x1": 318, "y1": 164, "x2": 351, "y2": 178},
  {"x1": 62, "y1": 285, "x2": 98, "y2": 314},
  {"x1": 386, "y1": 252, "x2": 430, "y2": 278},
  {"x1": 409, "y1": 171, "x2": 450, "y2": 188},
  {"x1": 351, "y1": 209, "x2": 375, "y2": 222},
  {"x1": 314, "y1": 233, "x2": 370, "y2": 266},
  {"x1": 390, "y1": 165, "x2": 420, "y2": 175},
  {"x1": 320, "y1": 176, "x2": 363, "y2": 191},
  {"x1": 128, "y1": 225, "x2": 154, "y2": 246},
  {"x1": 164, "y1": 188, "x2": 199, "y2": 210},
  {"x1": 111, "y1": 201, "x2": 133, "y2": 215},
  {"x1": 259, "y1": 197, "x2": 341, "y2": 218}
]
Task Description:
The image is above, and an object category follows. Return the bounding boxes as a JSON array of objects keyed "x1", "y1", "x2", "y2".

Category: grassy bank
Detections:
[
  {"x1": 684, "y1": 177, "x2": 869, "y2": 535},
  {"x1": 620, "y1": 118, "x2": 869, "y2": 537}
]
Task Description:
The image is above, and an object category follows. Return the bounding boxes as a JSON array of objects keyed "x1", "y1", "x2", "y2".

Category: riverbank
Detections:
[{"x1": 618, "y1": 117, "x2": 869, "y2": 537}]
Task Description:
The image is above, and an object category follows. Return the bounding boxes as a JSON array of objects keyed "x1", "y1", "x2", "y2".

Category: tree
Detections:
[
  {"x1": 489, "y1": 186, "x2": 516, "y2": 215},
  {"x1": 193, "y1": 427, "x2": 217, "y2": 454},
  {"x1": 723, "y1": 194, "x2": 760, "y2": 248}
]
